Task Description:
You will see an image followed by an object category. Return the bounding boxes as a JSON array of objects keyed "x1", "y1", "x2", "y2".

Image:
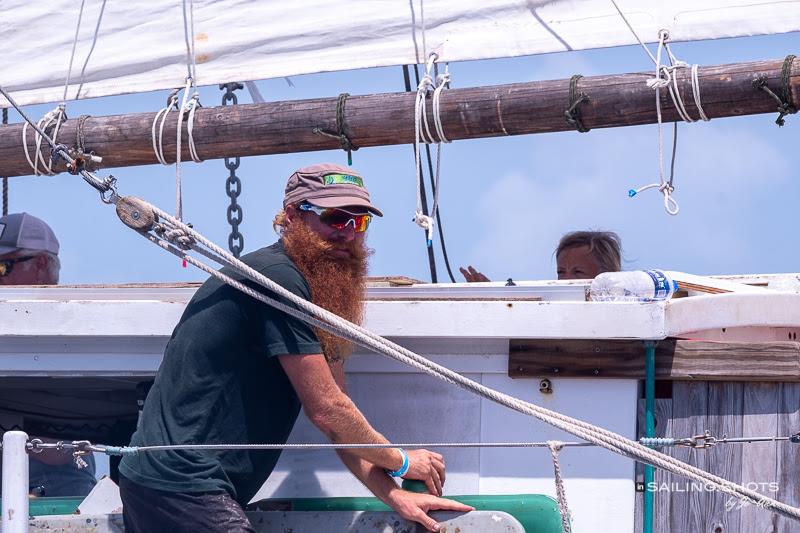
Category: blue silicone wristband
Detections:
[{"x1": 387, "y1": 448, "x2": 409, "y2": 478}]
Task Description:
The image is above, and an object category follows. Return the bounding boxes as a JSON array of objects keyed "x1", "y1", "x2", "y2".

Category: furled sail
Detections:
[{"x1": 1, "y1": 0, "x2": 799, "y2": 107}]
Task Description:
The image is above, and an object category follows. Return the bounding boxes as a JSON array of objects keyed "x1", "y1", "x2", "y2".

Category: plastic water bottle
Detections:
[{"x1": 590, "y1": 270, "x2": 678, "y2": 302}]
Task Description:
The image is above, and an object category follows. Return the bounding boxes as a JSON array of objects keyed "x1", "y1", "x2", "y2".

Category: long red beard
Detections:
[{"x1": 282, "y1": 219, "x2": 370, "y2": 361}]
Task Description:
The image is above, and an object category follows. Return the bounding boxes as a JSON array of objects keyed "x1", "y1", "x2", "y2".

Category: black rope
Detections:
[
  {"x1": 752, "y1": 55, "x2": 797, "y2": 127},
  {"x1": 565, "y1": 74, "x2": 591, "y2": 133},
  {"x1": 2, "y1": 107, "x2": 7, "y2": 216},
  {"x1": 313, "y1": 93, "x2": 358, "y2": 165}
]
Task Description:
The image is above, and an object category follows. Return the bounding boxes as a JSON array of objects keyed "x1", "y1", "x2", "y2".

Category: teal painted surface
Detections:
[
  {"x1": 285, "y1": 482, "x2": 564, "y2": 533},
  {"x1": 0, "y1": 496, "x2": 83, "y2": 516},
  {"x1": 643, "y1": 341, "x2": 657, "y2": 533}
]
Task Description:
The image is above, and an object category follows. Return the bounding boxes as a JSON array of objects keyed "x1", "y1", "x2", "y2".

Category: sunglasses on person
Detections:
[
  {"x1": 0, "y1": 256, "x2": 37, "y2": 277},
  {"x1": 297, "y1": 203, "x2": 372, "y2": 233}
]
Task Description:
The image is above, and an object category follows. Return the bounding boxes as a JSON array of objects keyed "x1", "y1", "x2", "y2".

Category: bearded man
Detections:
[{"x1": 119, "y1": 163, "x2": 471, "y2": 532}]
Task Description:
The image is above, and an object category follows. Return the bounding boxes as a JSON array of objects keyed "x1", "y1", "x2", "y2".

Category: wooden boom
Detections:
[{"x1": 0, "y1": 57, "x2": 796, "y2": 177}]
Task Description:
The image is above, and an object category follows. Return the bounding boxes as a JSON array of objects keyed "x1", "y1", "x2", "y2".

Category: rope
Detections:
[
  {"x1": 753, "y1": 55, "x2": 797, "y2": 126},
  {"x1": 62, "y1": 0, "x2": 86, "y2": 103},
  {"x1": 181, "y1": 0, "x2": 198, "y2": 82},
  {"x1": 548, "y1": 441, "x2": 572, "y2": 533},
  {"x1": 613, "y1": 26, "x2": 680, "y2": 215},
  {"x1": 4, "y1": 80, "x2": 800, "y2": 521},
  {"x1": 150, "y1": 79, "x2": 202, "y2": 223},
  {"x1": 564, "y1": 75, "x2": 590, "y2": 133},
  {"x1": 312, "y1": 93, "x2": 358, "y2": 165},
  {"x1": 413, "y1": 54, "x2": 450, "y2": 246},
  {"x1": 151, "y1": 90, "x2": 179, "y2": 165},
  {"x1": 22, "y1": 105, "x2": 67, "y2": 176}
]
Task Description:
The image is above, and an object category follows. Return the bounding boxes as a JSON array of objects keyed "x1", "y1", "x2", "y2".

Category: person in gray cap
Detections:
[
  {"x1": 119, "y1": 163, "x2": 472, "y2": 533},
  {"x1": 0, "y1": 212, "x2": 97, "y2": 497},
  {"x1": 0, "y1": 212, "x2": 60, "y2": 285}
]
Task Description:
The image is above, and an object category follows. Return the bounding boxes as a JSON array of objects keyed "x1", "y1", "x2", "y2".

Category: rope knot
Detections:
[{"x1": 414, "y1": 211, "x2": 435, "y2": 247}]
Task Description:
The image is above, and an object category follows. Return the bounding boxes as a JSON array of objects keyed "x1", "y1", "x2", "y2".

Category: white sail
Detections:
[{"x1": 1, "y1": 0, "x2": 799, "y2": 107}]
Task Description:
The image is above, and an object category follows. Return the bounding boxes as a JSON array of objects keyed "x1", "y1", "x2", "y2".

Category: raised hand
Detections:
[{"x1": 459, "y1": 265, "x2": 490, "y2": 282}]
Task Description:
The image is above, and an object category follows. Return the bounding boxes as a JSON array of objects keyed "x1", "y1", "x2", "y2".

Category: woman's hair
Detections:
[{"x1": 555, "y1": 231, "x2": 622, "y2": 273}]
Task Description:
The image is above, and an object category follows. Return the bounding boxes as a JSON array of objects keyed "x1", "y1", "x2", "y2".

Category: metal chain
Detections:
[
  {"x1": 2, "y1": 107, "x2": 7, "y2": 216},
  {"x1": 220, "y1": 82, "x2": 244, "y2": 257}
]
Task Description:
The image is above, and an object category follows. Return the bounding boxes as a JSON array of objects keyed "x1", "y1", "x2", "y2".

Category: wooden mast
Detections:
[{"x1": 0, "y1": 57, "x2": 796, "y2": 178}]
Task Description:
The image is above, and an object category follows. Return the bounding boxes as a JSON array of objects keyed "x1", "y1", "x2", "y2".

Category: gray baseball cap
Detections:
[
  {"x1": 283, "y1": 163, "x2": 383, "y2": 216},
  {"x1": 0, "y1": 213, "x2": 60, "y2": 256}
]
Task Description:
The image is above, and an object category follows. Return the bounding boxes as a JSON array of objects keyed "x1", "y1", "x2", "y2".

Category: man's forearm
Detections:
[
  {"x1": 311, "y1": 393, "x2": 404, "y2": 471},
  {"x1": 336, "y1": 449, "x2": 401, "y2": 505}
]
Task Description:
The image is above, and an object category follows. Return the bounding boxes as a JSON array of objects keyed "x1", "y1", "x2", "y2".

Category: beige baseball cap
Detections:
[{"x1": 283, "y1": 163, "x2": 383, "y2": 216}]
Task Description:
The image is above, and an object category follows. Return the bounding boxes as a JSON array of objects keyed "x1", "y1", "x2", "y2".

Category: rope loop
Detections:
[
  {"x1": 753, "y1": 55, "x2": 797, "y2": 126},
  {"x1": 413, "y1": 52, "x2": 451, "y2": 245},
  {"x1": 22, "y1": 105, "x2": 68, "y2": 176},
  {"x1": 312, "y1": 92, "x2": 358, "y2": 165},
  {"x1": 564, "y1": 74, "x2": 590, "y2": 133}
]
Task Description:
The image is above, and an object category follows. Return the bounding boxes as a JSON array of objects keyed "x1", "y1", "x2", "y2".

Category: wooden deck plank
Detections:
[
  {"x1": 703, "y1": 382, "x2": 744, "y2": 533},
  {"x1": 775, "y1": 383, "x2": 800, "y2": 532},
  {"x1": 739, "y1": 382, "x2": 779, "y2": 533},
  {"x1": 509, "y1": 339, "x2": 800, "y2": 381},
  {"x1": 668, "y1": 381, "x2": 709, "y2": 532}
]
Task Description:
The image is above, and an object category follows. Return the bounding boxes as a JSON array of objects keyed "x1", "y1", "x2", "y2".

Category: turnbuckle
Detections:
[{"x1": 676, "y1": 430, "x2": 717, "y2": 449}]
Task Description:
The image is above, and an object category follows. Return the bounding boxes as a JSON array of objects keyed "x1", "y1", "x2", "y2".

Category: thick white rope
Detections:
[
  {"x1": 123, "y1": 199, "x2": 800, "y2": 521},
  {"x1": 547, "y1": 441, "x2": 572, "y2": 533},
  {"x1": 151, "y1": 91, "x2": 179, "y2": 166},
  {"x1": 22, "y1": 106, "x2": 66, "y2": 176}
]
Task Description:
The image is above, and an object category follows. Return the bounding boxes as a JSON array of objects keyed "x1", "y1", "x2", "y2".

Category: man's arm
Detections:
[
  {"x1": 327, "y1": 359, "x2": 474, "y2": 532},
  {"x1": 278, "y1": 354, "x2": 446, "y2": 494}
]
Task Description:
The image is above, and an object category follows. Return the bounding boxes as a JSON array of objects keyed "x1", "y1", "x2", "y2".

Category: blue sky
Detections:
[{"x1": 5, "y1": 32, "x2": 798, "y2": 284}]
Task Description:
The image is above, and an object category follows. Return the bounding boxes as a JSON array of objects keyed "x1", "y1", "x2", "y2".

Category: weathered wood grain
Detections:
[
  {"x1": 509, "y1": 339, "x2": 800, "y2": 381},
  {"x1": 704, "y1": 382, "x2": 744, "y2": 533},
  {"x1": 0, "y1": 58, "x2": 797, "y2": 177},
  {"x1": 669, "y1": 381, "x2": 709, "y2": 532},
  {"x1": 775, "y1": 383, "x2": 800, "y2": 532},
  {"x1": 739, "y1": 383, "x2": 779, "y2": 533}
]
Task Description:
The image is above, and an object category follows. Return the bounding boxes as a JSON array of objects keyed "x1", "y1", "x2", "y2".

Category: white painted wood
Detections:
[
  {"x1": 666, "y1": 293, "x2": 800, "y2": 338},
  {"x1": 1, "y1": 431, "x2": 29, "y2": 533},
  {"x1": 478, "y1": 375, "x2": 638, "y2": 533}
]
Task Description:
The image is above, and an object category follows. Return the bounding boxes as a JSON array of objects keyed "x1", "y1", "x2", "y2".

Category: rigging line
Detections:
[
  {"x1": 32, "y1": 441, "x2": 597, "y2": 455},
  {"x1": 62, "y1": 0, "x2": 87, "y2": 104},
  {"x1": 75, "y1": 0, "x2": 108, "y2": 99},
  {"x1": 404, "y1": 64, "x2": 438, "y2": 283},
  {"x1": 608, "y1": 0, "x2": 657, "y2": 66},
  {"x1": 181, "y1": 0, "x2": 198, "y2": 81}
]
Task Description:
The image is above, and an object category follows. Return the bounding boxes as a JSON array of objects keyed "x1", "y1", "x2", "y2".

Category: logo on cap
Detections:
[{"x1": 323, "y1": 173, "x2": 364, "y2": 188}]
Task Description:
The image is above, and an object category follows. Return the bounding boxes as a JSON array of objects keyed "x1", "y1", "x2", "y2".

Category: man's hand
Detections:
[
  {"x1": 387, "y1": 490, "x2": 474, "y2": 532},
  {"x1": 459, "y1": 265, "x2": 490, "y2": 283},
  {"x1": 403, "y1": 449, "x2": 446, "y2": 496}
]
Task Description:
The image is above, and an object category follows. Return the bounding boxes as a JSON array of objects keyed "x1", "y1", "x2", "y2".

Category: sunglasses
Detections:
[
  {"x1": 0, "y1": 256, "x2": 37, "y2": 277},
  {"x1": 297, "y1": 203, "x2": 372, "y2": 233}
]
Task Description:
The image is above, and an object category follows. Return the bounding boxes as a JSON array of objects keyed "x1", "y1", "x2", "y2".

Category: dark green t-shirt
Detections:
[{"x1": 119, "y1": 242, "x2": 322, "y2": 504}]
